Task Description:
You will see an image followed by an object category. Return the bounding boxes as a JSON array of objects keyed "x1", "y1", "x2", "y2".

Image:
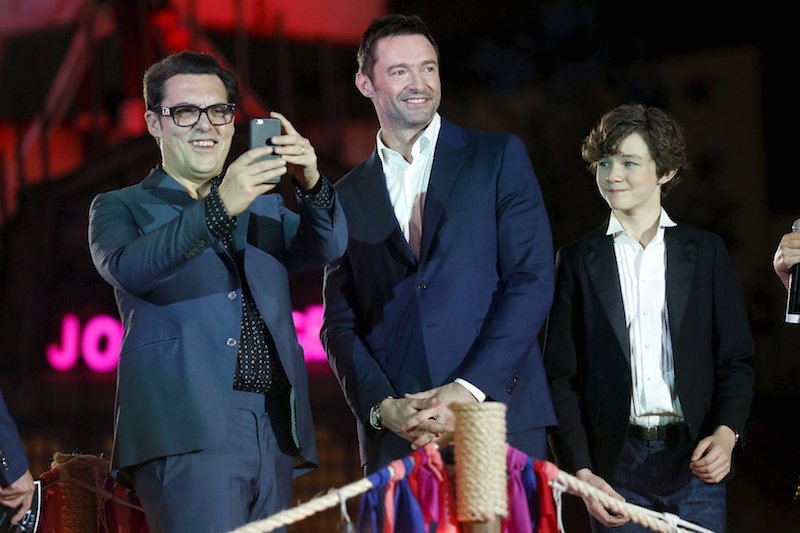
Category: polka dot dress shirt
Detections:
[{"x1": 205, "y1": 179, "x2": 288, "y2": 393}]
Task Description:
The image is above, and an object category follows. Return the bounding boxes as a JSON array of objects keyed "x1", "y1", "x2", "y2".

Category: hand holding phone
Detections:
[{"x1": 249, "y1": 118, "x2": 283, "y2": 184}]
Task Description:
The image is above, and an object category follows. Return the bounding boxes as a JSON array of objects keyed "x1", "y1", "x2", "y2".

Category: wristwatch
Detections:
[{"x1": 369, "y1": 397, "x2": 392, "y2": 430}]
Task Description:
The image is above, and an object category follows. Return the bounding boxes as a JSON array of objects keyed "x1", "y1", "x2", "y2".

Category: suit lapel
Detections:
[
  {"x1": 665, "y1": 226, "x2": 696, "y2": 346},
  {"x1": 419, "y1": 120, "x2": 469, "y2": 262},
  {"x1": 356, "y1": 152, "x2": 417, "y2": 265},
  {"x1": 142, "y1": 168, "x2": 236, "y2": 257},
  {"x1": 142, "y1": 167, "x2": 196, "y2": 210},
  {"x1": 585, "y1": 227, "x2": 631, "y2": 359}
]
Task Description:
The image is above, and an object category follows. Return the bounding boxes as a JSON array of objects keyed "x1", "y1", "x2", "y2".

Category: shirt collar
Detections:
[
  {"x1": 376, "y1": 113, "x2": 441, "y2": 168},
  {"x1": 606, "y1": 208, "x2": 677, "y2": 237}
]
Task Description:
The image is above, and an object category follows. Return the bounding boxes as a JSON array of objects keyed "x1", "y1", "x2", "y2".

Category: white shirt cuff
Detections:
[{"x1": 454, "y1": 378, "x2": 486, "y2": 402}]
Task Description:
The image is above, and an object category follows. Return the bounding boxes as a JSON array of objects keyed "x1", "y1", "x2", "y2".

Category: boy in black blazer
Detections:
[{"x1": 543, "y1": 104, "x2": 755, "y2": 532}]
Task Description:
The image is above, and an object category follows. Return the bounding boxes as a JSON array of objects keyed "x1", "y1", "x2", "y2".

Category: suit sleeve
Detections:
[
  {"x1": 88, "y1": 191, "x2": 213, "y2": 295},
  {"x1": 322, "y1": 255, "x2": 396, "y2": 428},
  {"x1": 456, "y1": 135, "x2": 555, "y2": 400},
  {"x1": 0, "y1": 391, "x2": 29, "y2": 487},
  {"x1": 710, "y1": 236, "x2": 755, "y2": 436},
  {"x1": 542, "y1": 248, "x2": 594, "y2": 473},
  {"x1": 282, "y1": 181, "x2": 348, "y2": 273}
]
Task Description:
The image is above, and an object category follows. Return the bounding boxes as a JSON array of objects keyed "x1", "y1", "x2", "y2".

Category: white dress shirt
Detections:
[
  {"x1": 607, "y1": 209, "x2": 684, "y2": 427},
  {"x1": 377, "y1": 114, "x2": 440, "y2": 243},
  {"x1": 376, "y1": 114, "x2": 485, "y2": 402}
]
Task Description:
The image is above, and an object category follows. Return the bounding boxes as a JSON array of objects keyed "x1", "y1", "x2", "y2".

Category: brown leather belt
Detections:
[{"x1": 628, "y1": 423, "x2": 686, "y2": 441}]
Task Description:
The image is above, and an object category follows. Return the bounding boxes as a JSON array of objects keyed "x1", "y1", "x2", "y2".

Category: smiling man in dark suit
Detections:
[
  {"x1": 543, "y1": 104, "x2": 755, "y2": 532},
  {"x1": 88, "y1": 51, "x2": 346, "y2": 532},
  {"x1": 322, "y1": 14, "x2": 556, "y2": 473}
]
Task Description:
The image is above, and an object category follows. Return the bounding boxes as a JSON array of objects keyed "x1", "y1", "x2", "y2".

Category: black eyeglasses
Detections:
[{"x1": 152, "y1": 103, "x2": 237, "y2": 127}]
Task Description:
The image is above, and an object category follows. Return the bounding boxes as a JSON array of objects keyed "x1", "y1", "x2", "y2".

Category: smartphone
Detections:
[{"x1": 249, "y1": 117, "x2": 283, "y2": 184}]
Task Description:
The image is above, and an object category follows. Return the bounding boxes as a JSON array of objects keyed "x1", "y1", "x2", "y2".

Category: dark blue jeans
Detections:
[{"x1": 591, "y1": 437, "x2": 727, "y2": 533}]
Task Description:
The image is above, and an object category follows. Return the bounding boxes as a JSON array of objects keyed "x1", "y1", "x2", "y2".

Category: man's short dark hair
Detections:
[
  {"x1": 581, "y1": 103, "x2": 689, "y2": 195},
  {"x1": 143, "y1": 51, "x2": 238, "y2": 110},
  {"x1": 357, "y1": 14, "x2": 439, "y2": 80}
]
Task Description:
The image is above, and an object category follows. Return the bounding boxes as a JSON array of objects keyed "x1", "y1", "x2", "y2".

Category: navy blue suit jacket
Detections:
[
  {"x1": 89, "y1": 168, "x2": 347, "y2": 471},
  {"x1": 0, "y1": 390, "x2": 28, "y2": 486},
  {"x1": 543, "y1": 222, "x2": 755, "y2": 482},
  {"x1": 322, "y1": 119, "x2": 557, "y2": 468}
]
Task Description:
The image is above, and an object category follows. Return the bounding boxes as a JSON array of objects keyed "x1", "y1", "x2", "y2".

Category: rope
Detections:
[
  {"x1": 227, "y1": 476, "x2": 376, "y2": 533},
  {"x1": 227, "y1": 454, "x2": 718, "y2": 533},
  {"x1": 553, "y1": 470, "x2": 714, "y2": 533},
  {"x1": 227, "y1": 397, "x2": 713, "y2": 533},
  {"x1": 453, "y1": 402, "x2": 508, "y2": 523}
]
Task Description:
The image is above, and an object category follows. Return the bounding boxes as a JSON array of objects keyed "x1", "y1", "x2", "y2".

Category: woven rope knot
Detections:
[
  {"x1": 453, "y1": 402, "x2": 507, "y2": 523},
  {"x1": 51, "y1": 452, "x2": 110, "y2": 533}
]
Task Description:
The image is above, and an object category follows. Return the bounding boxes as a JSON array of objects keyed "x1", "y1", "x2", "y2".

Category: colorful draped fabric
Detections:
[
  {"x1": 504, "y1": 445, "x2": 533, "y2": 533},
  {"x1": 358, "y1": 446, "x2": 560, "y2": 533},
  {"x1": 358, "y1": 457, "x2": 426, "y2": 533},
  {"x1": 407, "y1": 445, "x2": 460, "y2": 533},
  {"x1": 522, "y1": 457, "x2": 539, "y2": 530},
  {"x1": 533, "y1": 459, "x2": 560, "y2": 533},
  {"x1": 359, "y1": 467, "x2": 393, "y2": 533}
]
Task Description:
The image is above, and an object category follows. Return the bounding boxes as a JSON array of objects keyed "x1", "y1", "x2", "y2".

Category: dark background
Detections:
[{"x1": 1, "y1": 0, "x2": 797, "y2": 531}]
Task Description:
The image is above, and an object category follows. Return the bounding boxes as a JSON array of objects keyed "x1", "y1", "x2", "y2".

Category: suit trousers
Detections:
[
  {"x1": 132, "y1": 390, "x2": 294, "y2": 533},
  {"x1": 590, "y1": 435, "x2": 726, "y2": 532}
]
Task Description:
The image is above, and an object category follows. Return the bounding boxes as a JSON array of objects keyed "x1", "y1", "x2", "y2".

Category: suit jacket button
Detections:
[
  {"x1": 227, "y1": 291, "x2": 238, "y2": 301},
  {"x1": 226, "y1": 338, "x2": 238, "y2": 347},
  {"x1": 416, "y1": 281, "x2": 429, "y2": 289}
]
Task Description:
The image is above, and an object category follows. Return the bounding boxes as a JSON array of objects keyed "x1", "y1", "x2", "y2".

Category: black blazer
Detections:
[{"x1": 543, "y1": 222, "x2": 755, "y2": 480}]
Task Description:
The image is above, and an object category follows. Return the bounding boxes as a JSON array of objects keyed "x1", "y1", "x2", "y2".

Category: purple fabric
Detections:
[
  {"x1": 415, "y1": 449, "x2": 442, "y2": 527},
  {"x1": 504, "y1": 446, "x2": 534, "y2": 533}
]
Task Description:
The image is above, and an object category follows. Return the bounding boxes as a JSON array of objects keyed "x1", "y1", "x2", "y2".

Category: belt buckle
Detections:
[
  {"x1": 631, "y1": 424, "x2": 665, "y2": 440},
  {"x1": 644, "y1": 426, "x2": 661, "y2": 440}
]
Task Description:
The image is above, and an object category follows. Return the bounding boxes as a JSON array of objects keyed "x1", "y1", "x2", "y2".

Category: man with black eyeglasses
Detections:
[{"x1": 88, "y1": 51, "x2": 346, "y2": 533}]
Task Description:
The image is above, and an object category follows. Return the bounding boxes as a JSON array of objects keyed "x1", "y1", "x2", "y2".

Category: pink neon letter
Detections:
[
  {"x1": 50, "y1": 305, "x2": 328, "y2": 373},
  {"x1": 47, "y1": 314, "x2": 81, "y2": 372},
  {"x1": 81, "y1": 315, "x2": 123, "y2": 373},
  {"x1": 294, "y1": 304, "x2": 326, "y2": 363}
]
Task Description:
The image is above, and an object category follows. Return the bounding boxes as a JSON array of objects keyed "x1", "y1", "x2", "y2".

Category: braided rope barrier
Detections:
[
  {"x1": 227, "y1": 458, "x2": 715, "y2": 533},
  {"x1": 553, "y1": 470, "x2": 714, "y2": 533},
  {"x1": 228, "y1": 401, "x2": 713, "y2": 533},
  {"x1": 228, "y1": 476, "x2": 375, "y2": 533}
]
